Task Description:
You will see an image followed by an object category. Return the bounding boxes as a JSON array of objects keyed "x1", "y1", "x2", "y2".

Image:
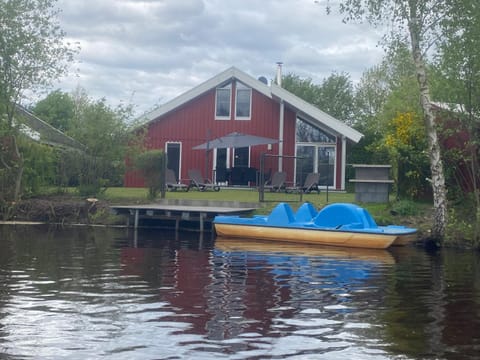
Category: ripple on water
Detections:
[{"x1": 1, "y1": 228, "x2": 480, "y2": 359}]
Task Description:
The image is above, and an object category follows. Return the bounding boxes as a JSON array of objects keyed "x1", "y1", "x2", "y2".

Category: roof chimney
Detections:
[{"x1": 276, "y1": 62, "x2": 283, "y2": 87}]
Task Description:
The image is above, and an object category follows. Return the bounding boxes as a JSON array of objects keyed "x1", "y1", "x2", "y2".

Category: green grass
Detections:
[
  {"x1": 39, "y1": 186, "x2": 432, "y2": 235},
  {"x1": 47, "y1": 186, "x2": 410, "y2": 216},
  {"x1": 104, "y1": 186, "x2": 353, "y2": 204},
  {"x1": 102, "y1": 187, "x2": 396, "y2": 216}
]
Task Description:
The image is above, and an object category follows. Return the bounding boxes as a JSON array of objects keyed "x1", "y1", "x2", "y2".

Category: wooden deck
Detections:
[{"x1": 111, "y1": 199, "x2": 259, "y2": 232}]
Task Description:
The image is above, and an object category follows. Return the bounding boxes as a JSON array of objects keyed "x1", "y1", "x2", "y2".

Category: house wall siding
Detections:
[{"x1": 125, "y1": 87, "x2": 299, "y2": 187}]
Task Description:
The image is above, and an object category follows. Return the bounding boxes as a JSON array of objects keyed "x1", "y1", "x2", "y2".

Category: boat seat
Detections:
[
  {"x1": 295, "y1": 202, "x2": 318, "y2": 223},
  {"x1": 266, "y1": 203, "x2": 295, "y2": 226},
  {"x1": 313, "y1": 203, "x2": 378, "y2": 229}
]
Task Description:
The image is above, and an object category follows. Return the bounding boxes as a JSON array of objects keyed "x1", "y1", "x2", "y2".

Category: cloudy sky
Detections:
[{"x1": 51, "y1": 0, "x2": 384, "y2": 116}]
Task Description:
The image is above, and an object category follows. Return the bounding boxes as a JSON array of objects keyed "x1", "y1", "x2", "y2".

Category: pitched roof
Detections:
[
  {"x1": 431, "y1": 101, "x2": 465, "y2": 113},
  {"x1": 15, "y1": 105, "x2": 86, "y2": 151},
  {"x1": 138, "y1": 66, "x2": 363, "y2": 143}
]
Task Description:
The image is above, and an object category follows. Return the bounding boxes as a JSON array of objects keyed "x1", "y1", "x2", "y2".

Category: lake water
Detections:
[{"x1": 0, "y1": 225, "x2": 479, "y2": 360}]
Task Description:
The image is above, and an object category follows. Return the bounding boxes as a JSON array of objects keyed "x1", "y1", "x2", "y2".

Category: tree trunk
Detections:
[
  {"x1": 408, "y1": 16, "x2": 448, "y2": 241},
  {"x1": 0, "y1": 134, "x2": 23, "y2": 202}
]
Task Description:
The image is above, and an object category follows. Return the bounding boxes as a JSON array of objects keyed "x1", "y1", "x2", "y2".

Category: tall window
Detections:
[
  {"x1": 216, "y1": 84, "x2": 231, "y2": 119},
  {"x1": 235, "y1": 83, "x2": 251, "y2": 119},
  {"x1": 295, "y1": 118, "x2": 336, "y2": 187}
]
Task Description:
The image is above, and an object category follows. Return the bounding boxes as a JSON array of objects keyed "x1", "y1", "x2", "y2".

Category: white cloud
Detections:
[{"x1": 48, "y1": 0, "x2": 384, "y2": 116}]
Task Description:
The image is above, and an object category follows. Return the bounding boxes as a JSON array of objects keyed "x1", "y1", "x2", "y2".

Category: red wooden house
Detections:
[{"x1": 125, "y1": 66, "x2": 363, "y2": 190}]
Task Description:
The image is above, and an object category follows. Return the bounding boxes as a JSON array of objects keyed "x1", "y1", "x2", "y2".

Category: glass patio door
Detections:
[
  {"x1": 295, "y1": 145, "x2": 315, "y2": 185},
  {"x1": 296, "y1": 144, "x2": 335, "y2": 187},
  {"x1": 317, "y1": 146, "x2": 335, "y2": 187}
]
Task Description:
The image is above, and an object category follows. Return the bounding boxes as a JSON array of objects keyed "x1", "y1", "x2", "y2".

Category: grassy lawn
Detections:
[
  {"x1": 103, "y1": 187, "x2": 408, "y2": 221},
  {"x1": 105, "y1": 187, "x2": 354, "y2": 206},
  {"x1": 43, "y1": 185, "x2": 430, "y2": 235}
]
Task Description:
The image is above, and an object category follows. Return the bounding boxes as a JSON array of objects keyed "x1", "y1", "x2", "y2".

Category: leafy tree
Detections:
[
  {"x1": 349, "y1": 64, "x2": 392, "y2": 169},
  {"x1": 18, "y1": 138, "x2": 56, "y2": 196},
  {"x1": 0, "y1": 0, "x2": 77, "y2": 201},
  {"x1": 352, "y1": 45, "x2": 428, "y2": 186},
  {"x1": 326, "y1": 0, "x2": 448, "y2": 241},
  {"x1": 32, "y1": 90, "x2": 75, "y2": 132},
  {"x1": 31, "y1": 88, "x2": 142, "y2": 196},
  {"x1": 282, "y1": 74, "x2": 320, "y2": 105},
  {"x1": 354, "y1": 65, "x2": 390, "y2": 126},
  {"x1": 68, "y1": 90, "x2": 135, "y2": 196},
  {"x1": 354, "y1": 44, "x2": 418, "y2": 136},
  {"x1": 319, "y1": 72, "x2": 355, "y2": 125}
]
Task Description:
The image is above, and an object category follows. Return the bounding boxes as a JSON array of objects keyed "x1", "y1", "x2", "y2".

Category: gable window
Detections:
[
  {"x1": 296, "y1": 118, "x2": 335, "y2": 143},
  {"x1": 215, "y1": 84, "x2": 231, "y2": 119},
  {"x1": 235, "y1": 83, "x2": 251, "y2": 120}
]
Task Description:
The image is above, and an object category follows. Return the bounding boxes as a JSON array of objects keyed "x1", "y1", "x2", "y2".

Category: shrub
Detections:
[
  {"x1": 390, "y1": 199, "x2": 419, "y2": 216},
  {"x1": 135, "y1": 150, "x2": 165, "y2": 200}
]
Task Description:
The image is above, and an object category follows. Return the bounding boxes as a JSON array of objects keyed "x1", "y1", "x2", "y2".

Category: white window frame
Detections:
[
  {"x1": 235, "y1": 83, "x2": 252, "y2": 120},
  {"x1": 215, "y1": 84, "x2": 232, "y2": 120}
]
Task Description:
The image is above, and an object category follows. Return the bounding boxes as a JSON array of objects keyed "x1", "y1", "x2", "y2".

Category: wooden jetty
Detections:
[{"x1": 111, "y1": 199, "x2": 259, "y2": 232}]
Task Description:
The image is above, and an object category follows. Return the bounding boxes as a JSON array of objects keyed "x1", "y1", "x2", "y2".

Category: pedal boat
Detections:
[{"x1": 213, "y1": 202, "x2": 417, "y2": 249}]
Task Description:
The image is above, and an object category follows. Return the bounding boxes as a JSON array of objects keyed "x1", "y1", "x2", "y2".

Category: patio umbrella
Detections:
[{"x1": 192, "y1": 132, "x2": 278, "y2": 150}]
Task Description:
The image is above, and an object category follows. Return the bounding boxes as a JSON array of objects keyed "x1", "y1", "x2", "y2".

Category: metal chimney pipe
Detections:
[{"x1": 276, "y1": 62, "x2": 283, "y2": 87}]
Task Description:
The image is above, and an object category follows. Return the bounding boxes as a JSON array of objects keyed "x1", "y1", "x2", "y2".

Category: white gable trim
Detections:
[
  {"x1": 137, "y1": 67, "x2": 272, "y2": 124},
  {"x1": 270, "y1": 84, "x2": 363, "y2": 143},
  {"x1": 138, "y1": 66, "x2": 363, "y2": 143}
]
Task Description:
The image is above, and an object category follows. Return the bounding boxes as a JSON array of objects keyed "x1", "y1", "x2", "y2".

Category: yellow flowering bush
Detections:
[{"x1": 382, "y1": 112, "x2": 430, "y2": 199}]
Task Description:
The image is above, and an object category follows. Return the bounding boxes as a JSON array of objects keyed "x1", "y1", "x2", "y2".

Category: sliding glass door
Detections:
[
  {"x1": 296, "y1": 144, "x2": 335, "y2": 187},
  {"x1": 296, "y1": 118, "x2": 336, "y2": 188},
  {"x1": 317, "y1": 146, "x2": 335, "y2": 188}
]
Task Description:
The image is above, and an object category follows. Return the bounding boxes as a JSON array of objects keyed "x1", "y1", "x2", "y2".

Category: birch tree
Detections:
[{"x1": 326, "y1": 0, "x2": 448, "y2": 241}]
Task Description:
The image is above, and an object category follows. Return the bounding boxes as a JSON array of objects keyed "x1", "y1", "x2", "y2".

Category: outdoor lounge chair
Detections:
[
  {"x1": 263, "y1": 171, "x2": 286, "y2": 192},
  {"x1": 165, "y1": 168, "x2": 189, "y2": 191},
  {"x1": 188, "y1": 169, "x2": 221, "y2": 192},
  {"x1": 285, "y1": 172, "x2": 320, "y2": 194}
]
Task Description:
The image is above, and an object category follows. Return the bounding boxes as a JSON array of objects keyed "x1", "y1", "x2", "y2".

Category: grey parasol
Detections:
[{"x1": 193, "y1": 132, "x2": 278, "y2": 150}]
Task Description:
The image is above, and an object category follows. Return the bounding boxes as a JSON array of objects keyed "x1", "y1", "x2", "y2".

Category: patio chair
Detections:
[
  {"x1": 263, "y1": 171, "x2": 286, "y2": 192},
  {"x1": 188, "y1": 169, "x2": 221, "y2": 192},
  {"x1": 165, "y1": 168, "x2": 189, "y2": 191},
  {"x1": 285, "y1": 172, "x2": 320, "y2": 194}
]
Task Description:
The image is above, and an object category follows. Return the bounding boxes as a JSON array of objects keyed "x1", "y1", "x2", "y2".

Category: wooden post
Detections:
[
  {"x1": 134, "y1": 209, "x2": 139, "y2": 229},
  {"x1": 199, "y1": 212, "x2": 206, "y2": 232}
]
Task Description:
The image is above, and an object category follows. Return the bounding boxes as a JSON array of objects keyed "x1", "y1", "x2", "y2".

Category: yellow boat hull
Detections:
[
  {"x1": 392, "y1": 233, "x2": 417, "y2": 246},
  {"x1": 215, "y1": 238, "x2": 396, "y2": 263},
  {"x1": 214, "y1": 223, "x2": 397, "y2": 249}
]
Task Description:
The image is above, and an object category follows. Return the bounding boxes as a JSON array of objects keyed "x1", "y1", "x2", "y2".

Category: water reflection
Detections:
[{"x1": 0, "y1": 225, "x2": 479, "y2": 359}]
